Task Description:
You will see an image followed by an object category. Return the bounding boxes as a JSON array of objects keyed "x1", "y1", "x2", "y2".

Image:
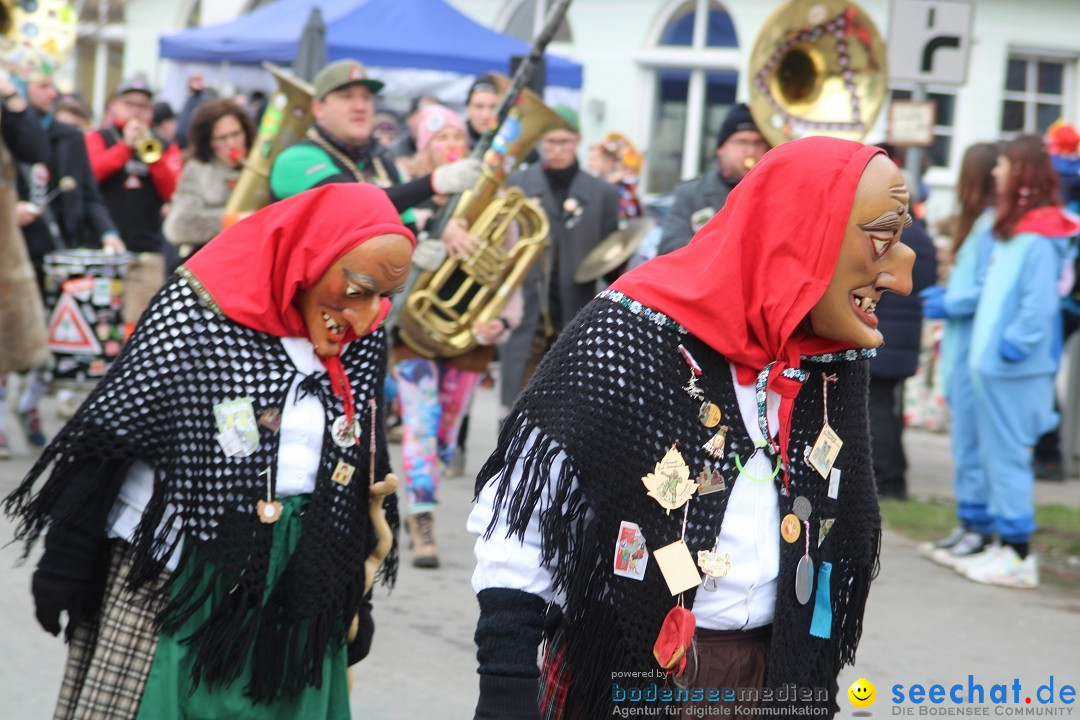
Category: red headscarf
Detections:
[
  {"x1": 184, "y1": 184, "x2": 415, "y2": 433},
  {"x1": 613, "y1": 137, "x2": 884, "y2": 485},
  {"x1": 184, "y1": 183, "x2": 415, "y2": 340}
]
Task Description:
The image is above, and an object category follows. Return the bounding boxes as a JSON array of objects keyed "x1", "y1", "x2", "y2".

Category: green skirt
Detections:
[{"x1": 136, "y1": 495, "x2": 351, "y2": 720}]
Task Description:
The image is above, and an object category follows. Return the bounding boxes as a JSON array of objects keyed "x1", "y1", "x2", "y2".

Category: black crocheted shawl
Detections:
[
  {"x1": 5, "y1": 273, "x2": 397, "y2": 702},
  {"x1": 478, "y1": 291, "x2": 880, "y2": 718}
]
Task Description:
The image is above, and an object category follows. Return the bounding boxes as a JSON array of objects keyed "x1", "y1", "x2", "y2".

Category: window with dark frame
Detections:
[{"x1": 1000, "y1": 54, "x2": 1068, "y2": 137}]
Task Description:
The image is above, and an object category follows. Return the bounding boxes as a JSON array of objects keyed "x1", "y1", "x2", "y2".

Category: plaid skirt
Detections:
[{"x1": 54, "y1": 541, "x2": 169, "y2": 720}]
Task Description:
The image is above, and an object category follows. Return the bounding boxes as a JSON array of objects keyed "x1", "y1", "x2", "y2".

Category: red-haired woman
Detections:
[{"x1": 956, "y1": 135, "x2": 1079, "y2": 588}]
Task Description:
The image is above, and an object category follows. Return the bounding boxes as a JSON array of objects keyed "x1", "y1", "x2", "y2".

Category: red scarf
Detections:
[
  {"x1": 184, "y1": 183, "x2": 415, "y2": 424},
  {"x1": 613, "y1": 137, "x2": 884, "y2": 486}
]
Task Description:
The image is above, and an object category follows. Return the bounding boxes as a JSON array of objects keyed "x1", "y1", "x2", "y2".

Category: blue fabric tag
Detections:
[{"x1": 809, "y1": 561, "x2": 832, "y2": 639}]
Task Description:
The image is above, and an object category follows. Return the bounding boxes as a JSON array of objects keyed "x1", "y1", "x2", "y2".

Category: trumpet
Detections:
[
  {"x1": 135, "y1": 133, "x2": 163, "y2": 164},
  {"x1": 123, "y1": 117, "x2": 163, "y2": 164}
]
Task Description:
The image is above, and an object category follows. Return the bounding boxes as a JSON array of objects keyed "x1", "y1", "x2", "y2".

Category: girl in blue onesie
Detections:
[
  {"x1": 921, "y1": 143, "x2": 1000, "y2": 566},
  {"x1": 960, "y1": 135, "x2": 1079, "y2": 588}
]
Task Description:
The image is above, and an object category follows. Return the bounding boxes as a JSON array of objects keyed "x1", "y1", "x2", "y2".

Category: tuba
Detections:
[
  {"x1": 395, "y1": 79, "x2": 570, "y2": 358},
  {"x1": 747, "y1": 0, "x2": 887, "y2": 147},
  {"x1": 224, "y1": 63, "x2": 314, "y2": 217}
]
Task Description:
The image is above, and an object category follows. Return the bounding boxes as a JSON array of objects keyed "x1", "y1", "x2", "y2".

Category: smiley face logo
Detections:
[{"x1": 848, "y1": 678, "x2": 876, "y2": 708}]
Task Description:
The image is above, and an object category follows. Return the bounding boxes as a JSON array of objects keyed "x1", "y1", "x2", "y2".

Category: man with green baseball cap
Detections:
[
  {"x1": 313, "y1": 58, "x2": 385, "y2": 98},
  {"x1": 270, "y1": 59, "x2": 481, "y2": 213}
]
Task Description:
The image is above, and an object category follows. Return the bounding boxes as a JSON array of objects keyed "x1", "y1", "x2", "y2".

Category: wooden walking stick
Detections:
[{"x1": 347, "y1": 399, "x2": 399, "y2": 687}]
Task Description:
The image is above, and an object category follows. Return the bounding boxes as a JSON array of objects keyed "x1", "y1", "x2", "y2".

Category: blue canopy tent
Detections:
[{"x1": 159, "y1": 0, "x2": 583, "y2": 89}]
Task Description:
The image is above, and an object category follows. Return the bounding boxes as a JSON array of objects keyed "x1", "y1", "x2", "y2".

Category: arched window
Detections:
[
  {"x1": 658, "y1": 0, "x2": 736, "y2": 48},
  {"x1": 658, "y1": 4, "x2": 696, "y2": 47},
  {"x1": 500, "y1": 0, "x2": 573, "y2": 44},
  {"x1": 637, "y1": 0, "x2": 741, "y2": 193}
]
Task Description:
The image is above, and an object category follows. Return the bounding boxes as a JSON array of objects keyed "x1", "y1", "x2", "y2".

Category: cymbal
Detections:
[{"x1": 574, "y1": 217, "x2": 655, "y2": 283}]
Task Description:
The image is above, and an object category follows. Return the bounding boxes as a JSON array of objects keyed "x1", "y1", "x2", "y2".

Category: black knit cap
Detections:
[
  {"x1": 715, "y1": 102, "x2": 759, "y2": 149},
  {"x1": 152, "y1": 101, "x2": 175, "y2": 126}
]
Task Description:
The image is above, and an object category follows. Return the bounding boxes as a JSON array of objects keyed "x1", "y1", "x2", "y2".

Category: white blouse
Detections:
[{"x1": 469, "y1": 364, "x2": 782, "y2": 630}]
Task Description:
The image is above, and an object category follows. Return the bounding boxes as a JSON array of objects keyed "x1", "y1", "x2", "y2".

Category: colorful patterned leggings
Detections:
[{"x1": 395, "y1": 358, "x2": 481, "y2": 513}]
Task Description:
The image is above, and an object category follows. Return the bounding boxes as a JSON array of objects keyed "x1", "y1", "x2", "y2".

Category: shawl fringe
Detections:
[{"x1": 478, "y1": 413, "x2": 589, "y2": 596}]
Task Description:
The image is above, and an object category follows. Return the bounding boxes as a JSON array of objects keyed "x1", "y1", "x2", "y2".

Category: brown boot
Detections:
[{"x1": 406, "y1": 511, "x2": 439, "y2": 569}]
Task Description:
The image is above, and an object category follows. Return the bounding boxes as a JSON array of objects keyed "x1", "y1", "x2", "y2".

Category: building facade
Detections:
[
  {"x1": 451, "y1": 0, "x2": 1079, "y2": 222},
  {"x1": 75, "y1": 0, "x2": 1078, "y2": 221}
]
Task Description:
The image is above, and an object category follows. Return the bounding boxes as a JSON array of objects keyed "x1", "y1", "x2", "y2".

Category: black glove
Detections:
[
  {"x1": 32, "y1": 569, "x2": 90, "y2": 639},
  {"x1": 473, "y1": 588, "x2": 546, "y2": 719},
  {"x1": 474, "y1": 675, "x2": 541, "y2": 720},
  {"x1": 346, "y1": 597, "x2": 375, "y2": 666}
]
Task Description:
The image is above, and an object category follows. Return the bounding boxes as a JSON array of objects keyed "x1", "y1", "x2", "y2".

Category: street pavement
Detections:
[{"x1": 1, "y1": 382, "x2": 1078, "y2": 719}]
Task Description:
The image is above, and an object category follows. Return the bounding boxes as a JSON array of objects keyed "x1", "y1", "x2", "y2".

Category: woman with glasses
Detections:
[{"x1": 164, "y1": 99, "x2": 256, "y2": 261}]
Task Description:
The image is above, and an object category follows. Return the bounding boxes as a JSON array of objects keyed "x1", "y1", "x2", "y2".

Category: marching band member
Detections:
[
  {"x1": 390, "y1": 105, "x2": 523, "y2": 569},
  {"x1": 85, "y1": 76, "x2": 182, "y2": 324},
  {"x1": 164, "y1": 99, "x2": 255, "y2": 258},
  {"x1": 11, "y1": 43, "x2": 123, "y2": 429},
  {"x1": 498, "y1": 104, "x2": 621, "y2": 418},
  {"x1": 270, "y1": 59, "x2": 481, "y2": 217},
  {"x1": 657, "y1": 103, "x2": 768, "y2": 256}
]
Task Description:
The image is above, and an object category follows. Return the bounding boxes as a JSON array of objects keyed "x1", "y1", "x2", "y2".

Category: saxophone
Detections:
[{"x1": 223, "y1": 64, "x2": 314, "y2": 217}]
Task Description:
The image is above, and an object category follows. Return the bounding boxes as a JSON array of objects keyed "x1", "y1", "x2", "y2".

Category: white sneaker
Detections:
[
  {"x1": 962, "y1": 546, "x2": 1038, "y2": 588},
  {"x1": 929, "y1": 531, "x2": 993, "y2": 568},
  {"x1": 950, "y1": 543, "x2": 1003, "y2": 574},
  {"x1": 918, "y1": 527, "x2": 968, "y2": 558}
]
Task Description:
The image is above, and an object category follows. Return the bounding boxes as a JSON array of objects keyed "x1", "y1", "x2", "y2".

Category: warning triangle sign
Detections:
[{"x1": 48, "y1": 294, "x2": 102, "y2": 354}]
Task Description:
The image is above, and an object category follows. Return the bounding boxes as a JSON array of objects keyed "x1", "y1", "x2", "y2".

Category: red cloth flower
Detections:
[{"x1": 653, "y1": 605, "x2": 696, "y2": 677}]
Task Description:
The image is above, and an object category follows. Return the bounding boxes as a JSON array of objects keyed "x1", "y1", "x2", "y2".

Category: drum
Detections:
[{"x1": 42, "y1": 249, "x2": 132, "y2": 389}]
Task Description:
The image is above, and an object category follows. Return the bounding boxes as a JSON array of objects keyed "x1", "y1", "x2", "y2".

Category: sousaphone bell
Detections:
[{"x1": 747, "y1": 0, "x2": 887, "y2": 147}]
